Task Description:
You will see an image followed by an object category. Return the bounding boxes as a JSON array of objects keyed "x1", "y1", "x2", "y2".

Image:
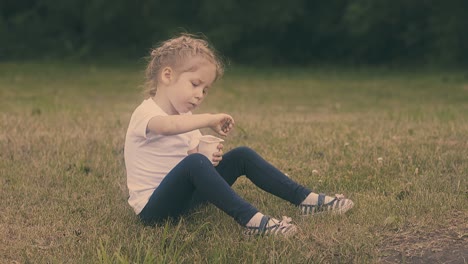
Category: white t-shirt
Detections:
[{"x1": 124, "y1": 98, "x2": 202, "y2": 214}]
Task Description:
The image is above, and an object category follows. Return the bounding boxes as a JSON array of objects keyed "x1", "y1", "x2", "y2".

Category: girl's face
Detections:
[{"x1": 164, "y1": 58, "x2": 216, "y2": 114}]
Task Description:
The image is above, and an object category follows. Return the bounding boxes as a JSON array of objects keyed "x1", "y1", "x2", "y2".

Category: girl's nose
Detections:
[{"x1": 194, "y1": 90, "x2": 203, "y2": 100}]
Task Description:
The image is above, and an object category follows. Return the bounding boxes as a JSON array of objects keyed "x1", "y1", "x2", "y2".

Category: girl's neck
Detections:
[{"x1": 151, "y1": 93, "x2": 179, "y2": 115}]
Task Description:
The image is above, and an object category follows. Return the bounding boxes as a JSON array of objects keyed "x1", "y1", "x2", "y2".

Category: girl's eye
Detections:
[{"x1": 191, "y1": 82, "x2": 200, "y2": 87}]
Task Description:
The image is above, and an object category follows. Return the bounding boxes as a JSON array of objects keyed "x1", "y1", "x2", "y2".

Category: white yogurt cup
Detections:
[{"x1": 198, "y1": 135, "x2": 224, "y2": 163}]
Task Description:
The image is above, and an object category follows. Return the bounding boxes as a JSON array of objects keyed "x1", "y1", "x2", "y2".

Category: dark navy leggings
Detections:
[{"x1": 138, "y1": 147, "x2": 311, "y2": 226}]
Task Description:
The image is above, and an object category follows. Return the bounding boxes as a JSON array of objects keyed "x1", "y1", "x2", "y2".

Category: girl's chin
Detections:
[
  {"x1": 176, "y1": 107, "x2": 191, "y2": 114},
  {"x1": 176, "y1": 103, "x2": 197, "y2": 114}
]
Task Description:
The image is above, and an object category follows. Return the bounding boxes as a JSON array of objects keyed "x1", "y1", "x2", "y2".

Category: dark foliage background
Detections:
[{"x1": 1, "y1": 0, "x2": 467, "y2": 64}]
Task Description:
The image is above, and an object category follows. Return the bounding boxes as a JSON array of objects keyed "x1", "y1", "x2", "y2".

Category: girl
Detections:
[{"x1": 124, "y1": 34, "x2": 353, "y2": 237}]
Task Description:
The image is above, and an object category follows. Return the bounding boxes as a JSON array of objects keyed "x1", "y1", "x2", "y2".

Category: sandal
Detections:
[
  {"x1": 300, "y1": 194, "x2": 354, "y2": 215},
  {"x1": 244, "y1": 215, "x2": 297, "y2": 237}
]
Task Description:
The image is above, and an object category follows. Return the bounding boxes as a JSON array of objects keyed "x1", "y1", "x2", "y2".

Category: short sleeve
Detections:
[
  {"x1": 133, "y1": 112, "x2": 161, "y2": 139},
  {"x1": 128, "y1": 99, "x2": 166, "y2": 139}
]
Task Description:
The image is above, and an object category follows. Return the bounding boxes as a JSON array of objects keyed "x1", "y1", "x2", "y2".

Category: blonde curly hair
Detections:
[{"x1": 144, "y1": 33, "x2": 224, "y2": 97}]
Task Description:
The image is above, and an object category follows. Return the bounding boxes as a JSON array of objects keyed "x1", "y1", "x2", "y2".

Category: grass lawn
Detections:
[{"x1": 1, "y1": 61, "x2": 467, "y2": 263}]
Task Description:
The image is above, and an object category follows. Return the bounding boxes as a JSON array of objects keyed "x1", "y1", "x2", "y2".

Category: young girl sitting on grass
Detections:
[{"x1": 124, "y1": 33, "x2": 354, "y2": 237}]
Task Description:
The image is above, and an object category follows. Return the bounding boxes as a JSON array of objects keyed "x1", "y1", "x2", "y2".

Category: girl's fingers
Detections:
[
  {"x1": 212, "y1": 156, "x2": 222, "y2": 164},
  {"x1": 221, "y1": 117, "x2": 234, "y2": 134},
  {"x1": 213, "y1": 146, "x2": 223, "y2": 160},
  {"x1": 215, "y1": 115, "x2": 234, "y2": 136},
  {"x1": 218, "y1": 129, "x2": 227, "y2": 136}
]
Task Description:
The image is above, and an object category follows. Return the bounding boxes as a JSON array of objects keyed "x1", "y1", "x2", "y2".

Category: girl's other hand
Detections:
[
  {"x1": 210, "y1": 114, "x2": 235, "y2": 136},
  {"x1": 212, "y1": 143, "x2": 223, "y2": 166}
]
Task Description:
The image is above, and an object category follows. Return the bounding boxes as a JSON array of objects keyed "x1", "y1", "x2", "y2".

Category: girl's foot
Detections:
[
  {"x1": 244, "y1": 214, "x2": 297, "y2": 237},
  {"x1": 300, "y1": 193, "x2": 354, "y2": 215}
]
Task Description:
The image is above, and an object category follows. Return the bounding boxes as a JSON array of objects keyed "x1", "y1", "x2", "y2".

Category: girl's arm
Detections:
[{"x1": 147, "y1": 113, "x2": 234, "y2": 136}]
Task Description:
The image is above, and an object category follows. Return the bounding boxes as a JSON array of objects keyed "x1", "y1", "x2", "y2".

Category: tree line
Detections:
[{"x1": 1, "y1": 0, "x2": 467, "y2": 64}]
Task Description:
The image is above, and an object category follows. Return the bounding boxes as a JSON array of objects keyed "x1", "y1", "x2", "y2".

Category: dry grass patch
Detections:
[{"x1": 379, "y1": 210, "x2": 468, "y2": 263}]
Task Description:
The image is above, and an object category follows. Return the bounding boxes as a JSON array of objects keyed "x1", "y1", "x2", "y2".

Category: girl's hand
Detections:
[
  {"x1": 212, "y1": 143, "x2": 223, "y2": 166},
  {"x1": 210, "y1": 114, "x2": 235, "y2": 136}
]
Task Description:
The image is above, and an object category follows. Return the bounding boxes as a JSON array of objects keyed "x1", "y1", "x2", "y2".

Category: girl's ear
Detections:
[{"x1": 160, "y1": 67, "x2": 173, "y2": 85}]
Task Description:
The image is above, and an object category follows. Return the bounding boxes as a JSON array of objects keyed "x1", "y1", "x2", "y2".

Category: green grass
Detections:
[{"x1": 1, "y1": 61, "x2": 467, "y2": 263}]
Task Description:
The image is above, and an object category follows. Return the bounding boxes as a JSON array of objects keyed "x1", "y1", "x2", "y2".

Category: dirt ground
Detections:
[{"x1": 380, "y1": 211, "x2": 468, "y2": 264}]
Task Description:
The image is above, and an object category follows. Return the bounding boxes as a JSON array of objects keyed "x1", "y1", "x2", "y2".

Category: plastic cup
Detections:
[{"x1": 198, "y1": 135, "x2": 224, "y2": 163}]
